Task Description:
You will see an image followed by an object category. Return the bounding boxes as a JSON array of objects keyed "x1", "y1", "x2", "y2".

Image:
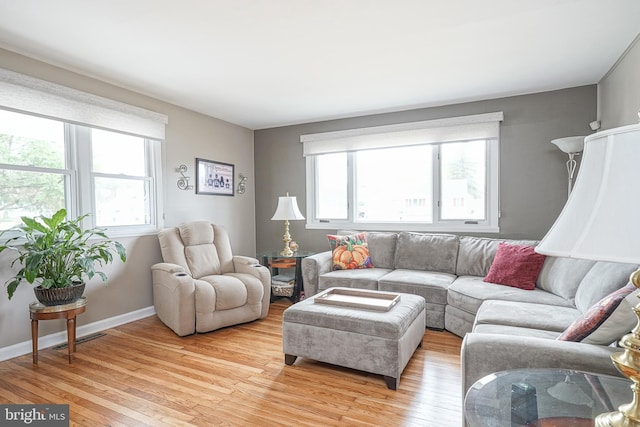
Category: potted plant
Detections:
[{"x1": 0, "y1": 209, "x2": 126, "y2": 305}]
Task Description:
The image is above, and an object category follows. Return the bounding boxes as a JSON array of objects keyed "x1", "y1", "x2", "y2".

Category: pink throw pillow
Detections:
[
  {"x1": 557, "y1": 284, "x2": 636, "y2": 344},
  {"x1": 483, "y1": 243, "x2": 546, "y2": 290}
]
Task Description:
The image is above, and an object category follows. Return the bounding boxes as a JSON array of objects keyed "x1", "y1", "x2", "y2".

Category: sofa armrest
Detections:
[
  {"x1": 233, "y1": 256, "x2": 271, "y2": 318},
  {"x1": 461, "y1": 333, "x2": 622, "y2": 396},
  {"x1": 233, "y1": 255, "x2": 260, "y2": 266},
  {"x1": 302, "y1": 251, "x2": 333, "y2": 297},
  {"x1": 151, "y1": 262, "x2": 196, "y2": 336}
]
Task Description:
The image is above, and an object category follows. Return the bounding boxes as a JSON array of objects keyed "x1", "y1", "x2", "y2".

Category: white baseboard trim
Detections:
[{"x1": 0, "y1": 305, "x2": 156, "y2": 362}]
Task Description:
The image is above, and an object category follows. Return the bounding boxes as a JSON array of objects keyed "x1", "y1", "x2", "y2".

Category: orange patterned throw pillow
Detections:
[{"x1": 327, "y1": 233, "x2": 374, "y2": 270}]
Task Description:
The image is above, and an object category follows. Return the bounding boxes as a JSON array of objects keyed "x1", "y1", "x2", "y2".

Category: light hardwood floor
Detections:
[{"x1": 0, "y1": 300, "x2": 463, "y2": 426}]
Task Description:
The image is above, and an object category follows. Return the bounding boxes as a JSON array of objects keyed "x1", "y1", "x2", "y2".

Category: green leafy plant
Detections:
[{"x1": 0, "y1": 209, "x2": 127, "y2": 300}]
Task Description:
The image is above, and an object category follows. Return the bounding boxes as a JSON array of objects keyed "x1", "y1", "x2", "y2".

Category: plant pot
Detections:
[{"x1": 33, "y1": 282, "x2": 85, "y2": 306}]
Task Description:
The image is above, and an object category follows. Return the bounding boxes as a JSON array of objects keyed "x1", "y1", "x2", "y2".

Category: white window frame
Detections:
[
  {"x1": 302, "y1": 112, "x2": 502, "y2": 233},
  {"x1": 0, "y1": 68, "x2": 167, "y2": 237}
]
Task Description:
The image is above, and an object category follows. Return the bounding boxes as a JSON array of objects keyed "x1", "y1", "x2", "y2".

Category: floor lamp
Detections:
[
  {"x1": 537, "y1": 124, "x2": 640, "y2": 426},
  {"x1": 551, "y1": 136, "x2": 585, "y2": 197}
]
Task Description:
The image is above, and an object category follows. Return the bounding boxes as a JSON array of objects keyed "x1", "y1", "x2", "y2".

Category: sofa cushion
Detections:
[
  {"x1": 474, "y1": 300, "x2": 579, "y2": 333},
  {"x1": 574, "y1": 261, "x2": 638, "y2": 313},
  {"x1": 483, "y1": 243, "x2": 546, "y2": 290},
  {"x1": 185, "y1": 244, "x2": 221, "y2": 278},
  {"x1": 536, "y1": 257, "x2": 595, "y2": 302},
  {"x1": 378, "y1": 269, "x2": 456, "y2": 305},
  {"x1": 558, "y1": 283, "x2": 638, "y2": 345},
  {"x1": 179, "y1": 221, "x2": 213, "y2": 246},
  {"x1": 447, "y1": 276, "x2": 573, "y2": 315},
  {"x1": 472, "y1": 324, "x2": 561, "y2": 340},
  {"x1": 318, "y1": 268, "x2": 390, "y2": 291},
  {"x1": 394, "y1": 232, "x2": 459, "y2": 274},
  {"x1": 456, "y1": 236, "x2": 538, "y2": 277},
  {"x1": 367, "y1": 232, "x2": 398, "y2": 270}
]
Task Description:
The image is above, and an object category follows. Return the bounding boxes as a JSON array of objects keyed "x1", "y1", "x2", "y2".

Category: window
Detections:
[
  {"x1": 303, "y1": 113, "x2": 502, "y2": 232},
  {"x1": 0, "y1": 109, "x2": 162, "y2": 234},
  {"x1": 0, "y1": 68, "x2": 167, "y2": 235}
]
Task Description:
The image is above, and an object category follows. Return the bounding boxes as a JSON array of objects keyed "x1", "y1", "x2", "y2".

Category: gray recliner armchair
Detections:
[{"x1": 151, "y1": 221, "x2": 270, "y2": 336}]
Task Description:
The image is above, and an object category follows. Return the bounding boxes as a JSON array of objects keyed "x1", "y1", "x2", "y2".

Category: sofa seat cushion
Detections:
[
  {"x1": 474, "y1": 300, "x2": 580, "y2": 332},
  {"x1": 196, "y1": 275, "x2": 249, "y2": 311},
  {"x1": 472, "y1": 323, "x2": 561, "y2": 339},
  {"x1": 378, "y1": 269, "x2": 455, "y2": 305},
  {"x1": 318, "y1": 268, "x2": 391, "y2": 292},
  {"x1": 447, "y1": 276, "x2": 573, "y2": 316}
]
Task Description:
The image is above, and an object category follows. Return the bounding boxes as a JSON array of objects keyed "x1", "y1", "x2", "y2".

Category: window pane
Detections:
[
  {"x1": 0, "y1": 170, "x2": 65, "y2": 229},
  {"x1": 356, "y1": 146, "x2": 432, "y2": 222},
  {"x1": 0, "y1": 109, "x2": 65, "y2": 168},
  {"x1": 94, "y1": 177, "x2": 150, "y2": 226},
  {"x1": 91, "y1": 129, "x2": 146, "y2": 176},
  {"x1": 316, "y1": 152, "x2": 347, "y2": 219},
  {"x1": 441, "y1": 140, "x2": 486, "y2": 220}
]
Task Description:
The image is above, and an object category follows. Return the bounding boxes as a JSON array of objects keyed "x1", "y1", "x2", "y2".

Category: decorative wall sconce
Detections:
[
  {"x1": 176, "y1": 164, "x2": 193, "y2": 190},
  {"x1": 237, "y1": 173, "x2": 248, "y2": 194}
]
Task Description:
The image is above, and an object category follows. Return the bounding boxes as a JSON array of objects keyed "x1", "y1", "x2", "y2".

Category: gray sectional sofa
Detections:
[{"x1": 301, "y1": 231, "x2": 638, "y2": 398}]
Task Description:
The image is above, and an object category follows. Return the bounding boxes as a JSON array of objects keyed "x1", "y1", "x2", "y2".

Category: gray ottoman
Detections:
[{"x1": 282, "y1": 287, "x2": 426, "y2": 390}]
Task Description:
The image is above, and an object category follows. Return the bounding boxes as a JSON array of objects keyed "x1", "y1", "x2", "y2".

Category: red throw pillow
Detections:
[{"x1": 483, "y1": 243, "x2": 546, "y2": 290}]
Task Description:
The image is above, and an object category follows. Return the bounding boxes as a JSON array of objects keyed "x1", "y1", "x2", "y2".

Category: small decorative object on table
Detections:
[{"x1": 289, "y1": 241, "x2": 299, "y2": 252}]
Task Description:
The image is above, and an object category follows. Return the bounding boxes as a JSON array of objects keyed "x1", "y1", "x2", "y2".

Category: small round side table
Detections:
[{"x1": 30, "y1": 296, "x2": 87, "y2": 365}]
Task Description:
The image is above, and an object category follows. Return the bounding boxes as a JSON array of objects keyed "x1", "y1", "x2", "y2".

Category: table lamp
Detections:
[
  {"x1": 550, "y1": 135, "x2": 585, "y2": 197},
  {"x1": 536, "y1": 124, "x2": 640, "y2": 427},
  {"x1": 271, "y1": 192, "x2": 305, "y2": 257}
]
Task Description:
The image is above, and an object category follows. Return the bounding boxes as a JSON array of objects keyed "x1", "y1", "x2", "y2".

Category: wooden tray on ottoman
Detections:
[{"x1": 314, "y1": 288, "x2": 400, "y2": 312}]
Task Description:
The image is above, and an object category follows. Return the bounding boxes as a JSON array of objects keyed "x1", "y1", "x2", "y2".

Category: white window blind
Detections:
[
  {"x1": 300, "y1": 112, "x2": 503, "y2": 156},
  {"x1": 0, "y1": 68, "x2": 168, "y2": 140}
]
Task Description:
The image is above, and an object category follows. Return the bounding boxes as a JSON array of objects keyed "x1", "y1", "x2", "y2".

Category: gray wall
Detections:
[
  {"x1": 255, "y1": 86, "x2": 597, "y2": 254},
  {"x1": 599, "y1": 34, "x2": 640, "y2": 129},
  {"x1": 0, "y1": 48, "x2": 256, "y2": 349}
]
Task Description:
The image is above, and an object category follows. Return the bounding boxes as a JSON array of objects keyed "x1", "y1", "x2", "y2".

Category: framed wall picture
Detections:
[{"x1": 195, "y1": 158, "x2": 235, "y2": 196}]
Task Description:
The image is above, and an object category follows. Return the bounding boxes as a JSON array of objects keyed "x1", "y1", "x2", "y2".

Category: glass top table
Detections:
[
  {"x1": 257, "y1": 250, "x2": 316, "y2": 303},
  {"x1": 464, "y1": 368, "x2": 632, "y2": 427}
]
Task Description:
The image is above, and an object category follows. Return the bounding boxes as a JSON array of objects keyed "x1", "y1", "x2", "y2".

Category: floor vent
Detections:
[{"x1": 53, "y1": 332, "x2": 106, "y2": 350}]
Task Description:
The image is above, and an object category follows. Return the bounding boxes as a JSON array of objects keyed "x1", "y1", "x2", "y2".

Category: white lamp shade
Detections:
[
  {"x1": 536, "y1": 124, "x2": 640, "y2": 264},
  {"x1": 551, "y1": 136, "x2": 586, "y2": 154},
  {"x1": 271, "y1": 195, "x2": 305, "y2": 221}
]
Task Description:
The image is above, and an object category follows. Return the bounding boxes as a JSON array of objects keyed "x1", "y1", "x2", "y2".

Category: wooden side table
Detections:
[
  {"x1": 29, "y1": 296, "x2": 87, "y2": 365},
  {"x1": 258, "y1": 251, "x2": 315, "y2": 303}
]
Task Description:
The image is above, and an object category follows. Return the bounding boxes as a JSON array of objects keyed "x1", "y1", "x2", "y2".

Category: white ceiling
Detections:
[{"x1": 0, "y1": 1, "x2": 639, "y2": 130}]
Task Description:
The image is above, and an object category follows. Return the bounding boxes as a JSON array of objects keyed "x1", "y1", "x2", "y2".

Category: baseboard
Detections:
[{"x1": 0, "y1": 305, "x2": 156, "y2": 362}]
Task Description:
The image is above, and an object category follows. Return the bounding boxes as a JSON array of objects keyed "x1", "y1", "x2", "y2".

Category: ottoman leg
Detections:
[
  {"x1": 384, "y1": 376, "x2": 399, "y2": 390},
  {"x1": 284, "y1": 354, "x2": 297, "y2": 365}
]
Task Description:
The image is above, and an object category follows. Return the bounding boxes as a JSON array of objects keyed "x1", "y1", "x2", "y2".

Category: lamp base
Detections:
[
  {"x1": 280, "y1": 247, "x2": 294, "y2": 257},
  {"x1": 280, "y1": 219, "x2": 293, "y2": 257},
  {"x1": 595, "y1": 270, "x2": 640, "y2": 427},
  {"x1": 595, "y1": 408, "x2": 640, "y2": 427}
]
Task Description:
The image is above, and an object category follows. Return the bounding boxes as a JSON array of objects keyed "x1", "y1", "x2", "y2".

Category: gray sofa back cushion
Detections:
[
  {"x1": 574, "y1": 261, "x2": 638, "y2": 313},
  {"x1": 456, "y1": 237, "x2": 538, "y2": 277},
  {"x1": 367, "y1": 232, "x2": 398, "y2": 270},
  {"x1": 536, "y1": 257, "x2": 595, "y2": 302},
  {"x1": 394, "y1": 232, "x2": 459, "y2": 274}
]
